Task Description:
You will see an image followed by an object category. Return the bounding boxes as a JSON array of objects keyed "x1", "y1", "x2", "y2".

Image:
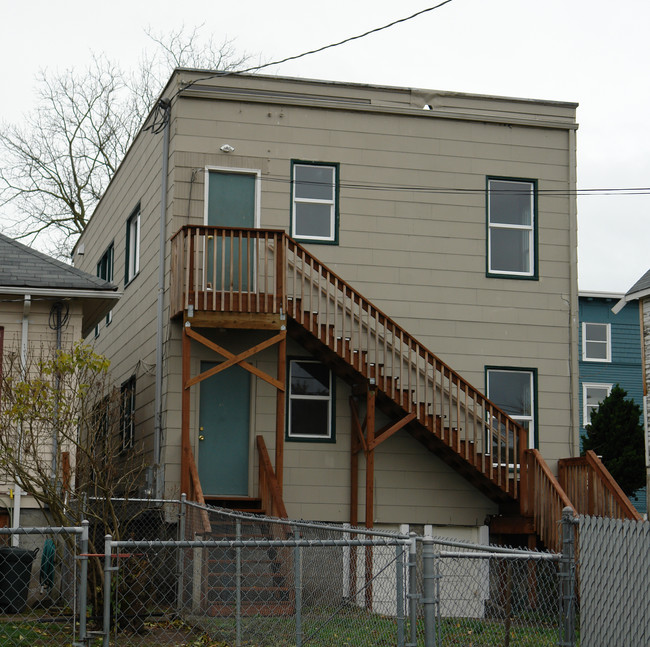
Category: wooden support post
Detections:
[
  {"x1": 275, "y1": 334, "x2": 286, "y2": 492},
  {"x1": 365, "y1": 386, "x2": 376, "y2": 611},
  {"x1": 181, "y1": 324, "x2": 191, "y2": 498},
  {"x1": 349, "y1": 397, "x2": 360, "y2": 603}
]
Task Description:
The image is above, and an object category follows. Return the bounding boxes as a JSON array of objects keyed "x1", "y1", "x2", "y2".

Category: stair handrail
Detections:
[
  {"x1": 558, "y1": 450, "x2": 642, "y2": 521},
  {"x1": 522, "y1": 449, "x2": 576, "y2": 552},
  {"x1": 187, "y1": 448, "x2": 212, "y2": 534},
  {"x1": 283, "y1": 234, "x2": 528, "y2": 497},
  {"x1": 256, "y1": 435, "x2": 289, "y2": 519}
]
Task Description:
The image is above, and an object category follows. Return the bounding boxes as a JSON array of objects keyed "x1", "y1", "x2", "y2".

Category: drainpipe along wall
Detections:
[
  {"x1": 154, "y1": 99, "x2": 171, "y2": 499},
  {"x1": 11, "y1": 294, "x2": 30, "y2": 545}
]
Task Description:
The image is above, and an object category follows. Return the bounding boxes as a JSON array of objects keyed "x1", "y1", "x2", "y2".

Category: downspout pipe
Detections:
[
  {"x1": 154, "y1": 98, "x2": 171, "y2": 499},
  {"x1": 12, "y1": 294, "x2": 30, "y2": 545}
]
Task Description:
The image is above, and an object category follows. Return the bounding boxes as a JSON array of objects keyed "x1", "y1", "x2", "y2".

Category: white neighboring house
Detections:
[{"x1": 0, "y1": 233, "x2": 120, "y2": 535}]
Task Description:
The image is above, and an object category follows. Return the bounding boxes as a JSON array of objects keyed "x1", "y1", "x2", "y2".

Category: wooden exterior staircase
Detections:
[{"x1": 171, "y1": 225, "x2": 641, "y2": 555}]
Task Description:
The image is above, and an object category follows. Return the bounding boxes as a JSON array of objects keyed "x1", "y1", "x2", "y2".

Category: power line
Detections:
[
  {"x1": 170, "y1": 2, "x2": 455, "y2": 102},
  {"x1": 260, "y1": 175, "x2": 650, "y2": 198}
]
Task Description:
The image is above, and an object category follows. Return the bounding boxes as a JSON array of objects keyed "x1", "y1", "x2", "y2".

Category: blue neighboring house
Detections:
[{"x1": 578, "y1": 291, "x2": 645, "y2": 514}]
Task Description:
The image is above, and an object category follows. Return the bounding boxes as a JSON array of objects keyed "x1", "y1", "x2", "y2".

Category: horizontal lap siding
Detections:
[
  {"x1": 174, "y1": 88, "x2": 575, "y2": 466},
  {"x1": 578, "y1": 297, "x2": 644, "y2": 434},
  {"x1": 74, "y1": 110, "x2": 165, "y2": 460}
]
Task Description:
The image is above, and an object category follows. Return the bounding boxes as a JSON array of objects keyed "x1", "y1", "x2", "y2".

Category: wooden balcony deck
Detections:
[{"x1": 170, "y1": 225, "x2": 286, "y2": 327}]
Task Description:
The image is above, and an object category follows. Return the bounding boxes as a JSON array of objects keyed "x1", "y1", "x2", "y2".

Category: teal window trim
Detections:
[
  {"x1": 485, "y1": 365, "x2": 539, "y2": 450},
  {"x1": 286, "y1": 357, "x2": 336, "y2": 443},
  {"x1": 120, "y1": 375, "x2": 136, "y2": 451},
  {"x1": 486, "y1": 176, "x2": 538, "y2": 280},
  {"x1": 95, "y1": 242, "x2": 114, "y2": 336},
  {"x1": 290, "y1": 160, "x2": 340, "y2": 245},
  {"x1": 124, "y1": 204, "x2": 141, "y2": 286}
]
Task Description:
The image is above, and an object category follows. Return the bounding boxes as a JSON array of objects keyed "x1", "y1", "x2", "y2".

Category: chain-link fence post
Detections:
[
  {"x1": 422, "y1": 536, "x2": 436, "y2": 647},
  {"x1": 396, "y1": 542, "x2": 405, "y2": 647},
  {"x1": 294, "y1": 528, "x2": 303, "y2": 647},
  {"x1": 559, "y1": 506, "x2": 577, "y2": 647},
  {"x1": 177, "y1": 494, "x2": 187, "y2": 614},
  {"x1": 407, "y1": 533, "x2": 418, "y2": 647},
  {"x1": 236, "y1": 518, "x2": 242, "y2": 647},
  {"x1": 102, "y1": 535, "x2": 113, "y2": 647},
  {"x1": 78, "y1": 520, "x2": 89, "y2": 646}
]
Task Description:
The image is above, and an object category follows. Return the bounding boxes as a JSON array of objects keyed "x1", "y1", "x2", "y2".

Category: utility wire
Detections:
[
  {"x1": 260, "y1": 174, "x2": 650, "y2": 197},
  {"x1": 170, "y1": 1, "x2": 455, "y2": 102}
]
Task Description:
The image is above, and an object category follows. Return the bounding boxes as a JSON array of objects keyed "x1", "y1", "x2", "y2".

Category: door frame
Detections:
[{"x1": 203, "y1": 166, "x2": 262, "y2": 228}]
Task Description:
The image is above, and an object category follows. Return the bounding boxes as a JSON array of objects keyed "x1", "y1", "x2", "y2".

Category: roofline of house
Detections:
[
  {"x1": 0, "y1": 286, "x2": 122, "y2": 300},
  {"x1": 172, "y1": 68, "x2": 580, "y2": 110},
  {"x1": 579, "y1": 291, "x2": 625, "y2": 299}
]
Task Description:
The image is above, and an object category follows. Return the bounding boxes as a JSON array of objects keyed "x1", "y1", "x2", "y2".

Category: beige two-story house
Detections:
[{"x1": 74, "y1": 70, "x2": 606, "y2": 550}]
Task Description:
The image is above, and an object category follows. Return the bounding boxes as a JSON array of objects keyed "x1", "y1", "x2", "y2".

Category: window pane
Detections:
[
  {"x1": 295, "y1": 203, "x2": 333, "y2": 239},
  {"x1": 295, "y1": 165, "x2": 334, "y2": 201},
  {"x1": 585, "y1": 323, "x2": 607, "y2": 342},
  {"x1": 490, "y1": 228, "x2": 530, "y2": 273},
  {"x1": 290, "y1": 399, "x2": 329, "y2": 437},
  {"x1": 488, "y1": 371, "x2": 532, "y2": 416},
  {"x1": 291, "y1": 361, "x2": 330, "y2": 396},
  {"x1": 585, "y1": 341, "x2": 607, "y2": 360},
  {"x1": 586, "y1": 387, "x2": 609, "y2": 408},
  {"x1": 490, "y1": 180, "x2": 532, "y2": 226}
]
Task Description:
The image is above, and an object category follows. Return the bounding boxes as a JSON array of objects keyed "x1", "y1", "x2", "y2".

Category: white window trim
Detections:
[
  {"x1": 202, "y1": 166, "x2": 261, "y2": 228},
  {"x1": 487, "y1": 178, "x2": 535, "y2": 277},
  {"x1": 288, "y1": 359, "x2": 333, "y2": 440},
  {"x1": 292, "y1": 163, "x2": 337, "y2": 242},
  {"x1": 582, "y1": 322, "x2": 611, "y2": 362},
  {"x1": 583, "y1": 382, "x2": 612, "y2": 427}
]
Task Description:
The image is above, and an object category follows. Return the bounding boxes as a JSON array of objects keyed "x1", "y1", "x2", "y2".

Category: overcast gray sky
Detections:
[{"x1": 2, "y1": 0, "x2": 648, "y2": 293}]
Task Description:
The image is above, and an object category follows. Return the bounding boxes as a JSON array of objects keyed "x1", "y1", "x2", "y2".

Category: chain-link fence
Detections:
[
  {"x1": 0, "y1": 524, "x2": 89, "y2": 646},
  {"x1": 579, "y1": 514, "x2": 650, "y2": 647},
  {"x1": 0, "y1": 500, "x2": 577, "y2": 646}
]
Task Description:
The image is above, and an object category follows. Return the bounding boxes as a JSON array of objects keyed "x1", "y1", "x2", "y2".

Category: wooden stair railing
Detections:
[
  {"x1": 170, "y1": 226, "x2": 286, "y2": 318},
  {"x1": 283, "y1": 235, "x2": 527, "y2": 501},
  {"x1": 558, "y1": 450, "x2": 642, "y2": 521},
  {"x1": 257, "y1": 435, "x2": 288, "y2": 519},
  {"x1": 187, "y1": 447, "x2": 212, "y2": 534},
  {"x1": 520, "y1": 449, "x2": 576, "y2": 553},
  {"x1": 171, "y1": 225, "x2": 589, "y2": 548}
]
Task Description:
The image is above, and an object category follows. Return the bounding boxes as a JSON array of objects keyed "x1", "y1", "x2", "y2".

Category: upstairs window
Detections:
[
  {"x1": 582, "y1": 322, "x2": 611, "y2": 362},
  {"x1": 125, "y1": 205, "x2": 140, "y2": 285},
  {"x1": 120, "y1": 376, "x2": 136, "y2": 450},
  {"x1": 291, "y1": 162, "x2": 338, "y2": 243},
  {"x1": 96, "y1": 243, "x2": 114, "y2": 335},
  {"x1": 583, "y1": 383, "x2": 612, "y2": 427},
  {"x1": 287, "y1": 359, "x2": 334, "y2": 441},
  {"x1": 487, "y1": 178, "x2": 537, "y2": 278}
]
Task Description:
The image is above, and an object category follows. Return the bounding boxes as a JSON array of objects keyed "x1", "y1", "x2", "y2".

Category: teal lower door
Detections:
[{"x1": 198, "y1": 362, "x2": 250, "y2": 496}]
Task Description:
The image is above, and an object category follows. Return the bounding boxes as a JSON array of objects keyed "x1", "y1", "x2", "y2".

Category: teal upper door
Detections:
[{"x1": 206, "y1": 170, "x2": 258, "y2": 291}]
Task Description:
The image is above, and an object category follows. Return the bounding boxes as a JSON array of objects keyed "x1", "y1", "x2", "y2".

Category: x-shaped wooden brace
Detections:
[{"x1": 184, "y1": 325, "x2": 286, "y2": 391}]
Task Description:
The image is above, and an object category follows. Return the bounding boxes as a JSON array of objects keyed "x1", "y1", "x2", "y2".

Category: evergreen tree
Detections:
[{"x1": 583, "y1": 384, "x2": 645, "y2": 496}]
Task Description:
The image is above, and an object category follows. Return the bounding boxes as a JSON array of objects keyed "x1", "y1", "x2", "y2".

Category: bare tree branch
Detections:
[{"x1": 0, "y1": 28, "x2": 254, "y2": 258}]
